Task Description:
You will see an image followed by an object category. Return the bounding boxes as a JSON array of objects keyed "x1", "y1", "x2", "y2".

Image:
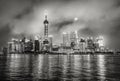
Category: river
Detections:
[{"x1": 0, "y1": 54, "x2": 120, "y2": 81}]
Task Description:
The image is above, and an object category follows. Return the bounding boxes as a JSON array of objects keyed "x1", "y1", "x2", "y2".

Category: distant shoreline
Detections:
[{"x1": 1, "y1": 51, "x2": 120, "y2": 55}]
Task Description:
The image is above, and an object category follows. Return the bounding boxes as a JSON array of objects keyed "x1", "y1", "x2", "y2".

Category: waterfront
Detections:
[{"x1": 0, "y1": 54, "x2": 120, "y2": 81}]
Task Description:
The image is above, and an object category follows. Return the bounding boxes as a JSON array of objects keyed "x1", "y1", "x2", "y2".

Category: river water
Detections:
[{"x1": 0, "y1": 54, "x2": 120, "y2": 81}]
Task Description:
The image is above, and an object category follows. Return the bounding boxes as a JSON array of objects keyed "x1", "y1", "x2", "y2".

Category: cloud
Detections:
[
  {"x1": 0, "y1": 0, "x2": 120, "y2": 49},
  {"x1": 0, "y1": 24, "x2": 12, "y2": 49}
]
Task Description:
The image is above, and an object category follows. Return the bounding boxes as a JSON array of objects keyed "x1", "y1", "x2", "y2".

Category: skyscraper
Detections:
[
  {"x1": 44, "y1": 14, "x2": 49, "y2": 37},
  {"x1": 42, "y1": 13, "x2": 51, "y2": 52},
  {"x1": 48, "y1": 35, "x2": 53, "y2": 51},
  {"x1": 34, "y1": 40, "x2": 39, "y2": 52},
  {"x1": 79, "y1": 38, "x2": 86, "y2": 52},
  {"x1": 70, "y1": 31, "x2": 78, "y2": 44},
  {"x1": 62, "y1": 32, "x2": 70, "y2": 47}
]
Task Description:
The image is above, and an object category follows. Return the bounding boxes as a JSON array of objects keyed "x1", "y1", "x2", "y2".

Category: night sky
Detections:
[{"x1": 0, "y1": 0, "x2": 120, "y2": 50}]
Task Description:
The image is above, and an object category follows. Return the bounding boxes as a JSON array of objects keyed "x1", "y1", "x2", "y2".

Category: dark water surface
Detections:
[{"x1": 0, "y1": 54, "x2": 120, "y2": 81}]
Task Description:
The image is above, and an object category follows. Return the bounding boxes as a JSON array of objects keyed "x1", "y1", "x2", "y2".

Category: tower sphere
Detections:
[
  {"x1": 44, "y1": 19, "x2": 49, "y2": 24},
  {"x1": 44, "y1": 10, "x2": 49, "y2": 24}
]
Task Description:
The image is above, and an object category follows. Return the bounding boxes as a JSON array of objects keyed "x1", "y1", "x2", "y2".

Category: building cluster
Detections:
[
  {"x1": 61, "y1": 31, "x2": 108, "y2": 52},
  {"x1": 6, "y1": 14, "x2": 111, "y2": 54},
  {"x1": 7, "y1": 15, "x2": 53, "y2": 53},
  {"x1": 7, "y1": 36, "x2": 53, "y2": 53}
]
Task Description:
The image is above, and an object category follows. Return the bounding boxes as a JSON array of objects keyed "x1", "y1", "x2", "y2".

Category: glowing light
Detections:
[
  {"x1": 48, "y1": 35, "x2": 53, "y2": 37},
  {"x1": 25, "y1": 39, "x2": 30, "y2": 42},
  {"x1": 35, "y1": 36, "x2": 39, "y2": 40},
  {"x1": 90, "y1": 37, "x2": 93, "y2": 39},
  {"x1": 97, "y1": 55, "x2": 106, "y2": 80},
  {"x1": 98, "y1": 36, "x2": 104, "y2": 47},
  {"x1": 11, "y1": 38, "x2": 15, "y2": 41},
  {"x1": 62, "y1": 32, "x2": 67, "y2": 35},
  {"x1": 19, "y1": 39, "x2": 22, "y2": 42},
  {"x1": 75, "y1": 30, "x2": 78, "y2": 34},
  {"x1": 74, "y1": 17, "x2": 78, "y2": 21},
  {"x1": 11, "y1": 38, "x2": 19, "y2": 41}
]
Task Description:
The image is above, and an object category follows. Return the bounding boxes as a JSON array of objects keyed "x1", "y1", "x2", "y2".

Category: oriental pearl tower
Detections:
[
  {"x1": 44, "y1": 13, "x2": 49, "y2": 37},
  {"x1": 42, "y1": 11, "x2": 50, "y2": 52}
]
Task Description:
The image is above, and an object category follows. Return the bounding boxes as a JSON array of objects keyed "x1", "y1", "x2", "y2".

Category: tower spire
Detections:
[
  {"x1": 44, "y1": 9, "x2": 48, "y2": 20},
  {"x1": 45, "y1": 14, "x2": 47, "y2": 20}
]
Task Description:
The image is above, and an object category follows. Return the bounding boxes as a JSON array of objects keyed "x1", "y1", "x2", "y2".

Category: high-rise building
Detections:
[
  {"x1": 25, "y1": 39, "x2": 33, "y2": 52},
  {"x1": 48, "y1": 35, "x2": 53, "y2": 51},
  {"x1": 79, "y1": 38, "x2": 86, "y2": 52},
  {"x1": 42, "y1": 39, "x2": 50, "y2": 52},
  {"x1": 69, "y1": 31, "x2": 79, "y2": 49},
  {"x1": 34, "y1": 40, "x2": 39, "y2": 52},
  {"x1": 97, "y1": 36, "x2": 105, "y2": 51},
  {"x1": 86, "y1": 37, "x2": 95, "y2": 51},
  {"x1": 97, "y1": 36, "x2": 104, "y2": 47},
  {"x1": 70, "y1": 31, "x2": 79, "y2": 44},
  {"x1": 62, "y1": 32, "x2": 70, "y2": 47},
  {"x1": 39, "y1": 38, "x2": 42, "y2": 52},
  {"x1": 8, "y1": 42, "x2": 14, "y2": 53},
  {"x1": 7, "y1": 38, "x2": 22, "y2": 53},
  {"x1": 42, "y1": 14, "x2": 50, "y2": 52},
  {"x1": 70, "y1": 31, "x2": 76, "y2": 43},
  {"x1": 44, "y1": 14, "x2": 49, "y2": 37}
]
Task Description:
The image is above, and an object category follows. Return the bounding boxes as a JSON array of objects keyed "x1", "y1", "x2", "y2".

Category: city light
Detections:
[
  {"x1": 35, "y1": 35, "x2": 39, "y2": 40},
  {"x1": 25, "y1": 39, "x2": 30, "y2": 42},
  {"x1": 4, "y1": 13, "x2": 114, "y2": 54},
  {"x1": 48, "y1": 35, "x2": 53, "y2": 37},
  {"x1": 62, "y1": 32, "x2": 67, "y2": 35},
  {"x1": 98, "y1": 36, "x2": 104, "y2": 47},
  {"x1": 74, "y1": 17, "x2": 78, "y2": 21},
  {"x1": 11, "y1": 38, "x2": 18, "y2": 41}
]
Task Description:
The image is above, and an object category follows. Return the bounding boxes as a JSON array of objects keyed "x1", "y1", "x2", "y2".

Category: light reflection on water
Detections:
[
  {"x1": 0, "y1": 54, "x2": 120, "y2": 81},
  {"x1": 97, "y1": 55, "x2": 106, "y2": 80}
]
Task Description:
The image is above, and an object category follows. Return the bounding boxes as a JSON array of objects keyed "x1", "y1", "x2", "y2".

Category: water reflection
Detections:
[
  {"x1": 97, "y1": 55, "x2": 106, "y2": 80},
  {"x1": 32, "y1": 55, "x2": 43, "y2": 79},
  {"x1": 6, "y1": 54, "x2": 33, "y2": 81},
  {"x1": 0, "y1": 54, "x2": 120, "y2": 81}
]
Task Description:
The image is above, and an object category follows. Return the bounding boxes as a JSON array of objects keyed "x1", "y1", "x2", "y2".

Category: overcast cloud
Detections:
[{"x1": 0, "y1": 0, "x2": 120, "y2": 50}]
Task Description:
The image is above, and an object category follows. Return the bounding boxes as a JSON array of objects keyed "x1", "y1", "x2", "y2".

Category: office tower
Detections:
[
  {"x1": 70, "y1": 31, "x2": 76, "y2": 43},
  {"x1": 42, "y1": 39, "x2": 50, "y2": 52},
  {"x1": 75, "y1": 31, "x2": 79, "y2": 44},
  {"x1": 34, "y1": 40, "x2": 40, "y2": 52},
  {"x1": 48, "y1": 35, "x2": 53, "y2": 51},
  {"x1": 70, "y1": 31, "x2": 78, "y2": 44},
  {"x1": 70, "y1": 41, "x2": 76, "y2": 49},
  {"x1": 20, "y1": 37, "x2": 26, "y2": 53},
  {"x1": 8, "y1": 42, "x2": 14, "y2": 53},
  {"x1": 97, "y1": 36, "x2": 105, "y2": 51},
  {"x1": 69, "y1": 31, "x2": 79, "y2": 50},
  {"x1": 39, "y1": 38, "x2": 42, "y2": 52},
  {"x1": 86, "y1": 37, "x2": 95, "y2": 51},
  {"x1": 25, "y1": 39, "x2": 33, "y2": 52},
  {"x1": 7, "y1": 38, "x2": 20, "y2": 53},
  {"x1": 62, "y1": 32, "x2": 70, "y2": 47},
  {"x1": 97, "y1": 36, "x2": 104, "y2": 47},
  {"x1": 62, "y1": 32, "x2": 66, "y2": 46},
  {"x1": 79, "y1": 38, "x2": 86, "y2": 52}
]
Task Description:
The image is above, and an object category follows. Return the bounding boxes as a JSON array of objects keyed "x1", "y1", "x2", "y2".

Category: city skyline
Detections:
[
  {"x1": 0, "y1": 0, "x2": 120, "y2": 50},
  {"x1": 4, "y1": 15, "x2": 112, "y2": 54},
  {"x1": 0, "y1": 1, "x2": 120, "y2": 81}
]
